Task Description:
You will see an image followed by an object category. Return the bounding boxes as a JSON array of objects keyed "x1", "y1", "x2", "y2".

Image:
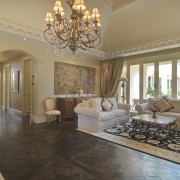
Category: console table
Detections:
[{"x1": 56, "y1": 97, "x2": 90, "y2": 119}]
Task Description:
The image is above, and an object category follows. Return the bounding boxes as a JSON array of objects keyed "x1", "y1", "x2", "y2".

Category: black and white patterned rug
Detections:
[{"x1": 105, "y1": 122, "x2": 180, "y2": 153}]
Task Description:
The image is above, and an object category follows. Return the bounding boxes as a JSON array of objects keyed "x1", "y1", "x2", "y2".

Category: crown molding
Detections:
[
  {"x1": 105, "y1": 37, "x2": 180, "y2": 59},
  {"x1": 0, "y1": 18, "x2": 106, "y2": 59},
  {"x1": 1, "y1": 18, "x2": 180, "y2": 60}
]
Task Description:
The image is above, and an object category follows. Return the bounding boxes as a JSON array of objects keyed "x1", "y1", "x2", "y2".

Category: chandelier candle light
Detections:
[{"x1": 44, "y1": 0, "x2": 101, "y2": 55}]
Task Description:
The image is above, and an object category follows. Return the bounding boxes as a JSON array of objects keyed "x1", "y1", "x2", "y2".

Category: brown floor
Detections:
[{"x1": 0, "y1": 110, "x2": 179, "y2": 180}]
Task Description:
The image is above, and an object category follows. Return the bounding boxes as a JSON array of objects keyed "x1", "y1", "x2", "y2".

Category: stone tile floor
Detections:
[{"x1": 0, "y1": 110, "x2": 179, "y2": 180}]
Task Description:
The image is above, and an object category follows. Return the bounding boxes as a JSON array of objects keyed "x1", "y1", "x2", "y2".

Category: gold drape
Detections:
[{"x1": 100, "y1": 58, "x2": 124, "y2": 97}]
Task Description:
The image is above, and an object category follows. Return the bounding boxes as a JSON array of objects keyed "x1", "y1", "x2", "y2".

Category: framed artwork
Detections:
[
  {"x1": 54, "y1": 62, "x2": 95, "y2": 95},
  {"x1": 12, "y1": 71, "x2": 19, "y2": 93}
]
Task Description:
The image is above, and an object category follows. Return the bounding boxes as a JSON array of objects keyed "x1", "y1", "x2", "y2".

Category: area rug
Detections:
[{"x1": 77, "y1": 125, "x2": 180, "y2": 164}]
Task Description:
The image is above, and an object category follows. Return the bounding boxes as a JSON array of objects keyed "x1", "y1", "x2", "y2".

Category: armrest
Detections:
[
  {"x1": 117, "y1": 103, "x2": 131, "y2": 114},
  {"x1": 74, "y1": 107, "x2": 101, "y2": 118},
  {"x1": 135, "y1": 103, "x2": 148, "y2": 114}
]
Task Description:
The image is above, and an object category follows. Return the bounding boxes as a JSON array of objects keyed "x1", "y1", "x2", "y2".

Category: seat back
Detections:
[{"x1": 45, "y1": 98, "x2": 55, "y2": 111}]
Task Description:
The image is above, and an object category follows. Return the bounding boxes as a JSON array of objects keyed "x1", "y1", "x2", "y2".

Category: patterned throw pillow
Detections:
[
  {"x1": 101, "y1": 98, "x2": 112, "y2": 111},
  {"x1": 106, "y1": 97, "x2": 118, "y2": 110},
  {"x1": 154, "y1": 98, "x2": 174, "y2": 113}
]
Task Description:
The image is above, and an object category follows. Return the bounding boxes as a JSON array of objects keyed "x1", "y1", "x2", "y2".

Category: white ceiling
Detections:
[{"x1": 0, "y1": 0, "x2": 180, "y2": 59}]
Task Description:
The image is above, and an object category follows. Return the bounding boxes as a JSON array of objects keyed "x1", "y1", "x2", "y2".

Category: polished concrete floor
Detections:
[{"x1": 0, "y1": 110, "x2": 180, "y2": 180}]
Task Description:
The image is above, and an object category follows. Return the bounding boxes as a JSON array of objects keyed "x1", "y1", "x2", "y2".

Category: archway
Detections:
[{"x1": 0, "y1": 49, "x2": 37, "y2": 118}]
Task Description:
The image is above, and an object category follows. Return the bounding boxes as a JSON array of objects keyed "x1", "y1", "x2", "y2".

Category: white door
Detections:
[{"x1": 23, "y1": 59, "x2": 32, "y2": 116}]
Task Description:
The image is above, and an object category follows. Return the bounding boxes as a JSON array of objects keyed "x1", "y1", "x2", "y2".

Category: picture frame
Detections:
[{"x1": 12, "y1": 71, "x2": 19, "y2": 93}]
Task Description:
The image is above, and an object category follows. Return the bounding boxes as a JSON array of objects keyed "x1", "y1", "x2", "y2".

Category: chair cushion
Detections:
[
  {"x1": 46, "y1": 110, "x2": 61, "y2": 115},
  {"x1": 154, "y1": 98, "x2": 174, "y2": 113},
  {"x1": 107, "y1": 97, "x2": 118, "y2": 110},
  {"x1": 101, "y1": 112, "x2": 116, "y2": 121},
  {"x1": 102, "y1": 98, "x2": 112, "y2": 111},
  {"x1": 45, "y1": 98, "x2": 55, "y2": 111},
  {"x1": 110, "y1": 109, "x2": 127, "y2": 117}
]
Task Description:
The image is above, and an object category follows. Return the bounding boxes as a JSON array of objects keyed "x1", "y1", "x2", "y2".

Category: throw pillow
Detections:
[
  {"x1": 101, "y1": 98, "x2": 112, "y2": 111},
  {"x1": 107, "y1": 97, "x2": 118, "y2": 110},
  {"x1": 154, "y1": 98, "x2": 174, "y2": 113},
  {"x1": 89, "y1": 98, "x2": 102, "y2": 112},
  {"x1": 82, "y1": 100, "x2": 90, "y2": 108},
  {"x1": 147, "y1": 98, "x2": 161, "y2": 111}
]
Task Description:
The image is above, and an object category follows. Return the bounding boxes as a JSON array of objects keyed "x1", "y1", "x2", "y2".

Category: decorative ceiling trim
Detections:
[
  {"x1": 105, "y1": 37, "x2": 180, "y2": 59},
  {"x1": 0, "y1": 18, "x2": 106, "y2": 58},
  {"x1": 99, "y1": 0, "x2": 113, "y2": 8},
  {"x1": 0, "y1": 18, "x2": 180, "y2": 60}
]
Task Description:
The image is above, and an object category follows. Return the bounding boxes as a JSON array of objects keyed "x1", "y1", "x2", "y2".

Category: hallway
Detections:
[{"x1": 0, "y1": 110, "x2": 179, "y2": 180}]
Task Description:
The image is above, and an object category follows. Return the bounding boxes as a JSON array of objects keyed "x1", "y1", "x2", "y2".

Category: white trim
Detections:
[
  {"x1": 10, "y1": 108, "x2": 22, "y2": 114},
  {"x1": 30, "y1": 114, "x2": 46, "y2": 123}
]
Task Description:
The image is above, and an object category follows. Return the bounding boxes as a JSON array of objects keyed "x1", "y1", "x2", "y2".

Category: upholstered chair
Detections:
[{"x1": 45, "y1": 98, "x2": 61, "y2": 123}]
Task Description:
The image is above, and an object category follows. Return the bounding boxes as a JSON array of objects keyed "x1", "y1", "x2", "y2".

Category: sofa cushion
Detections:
[
  {"x1": 107, "y1": 97, "x2": 118, "y2": 110},
  {"x1": 82, "y1": 100, "x2": 90, "y2": 108},
  {"x1": 167, "y1": 99, "x2": 180, "y2": 113},
  {"x1": 102, "y1": 98, "x2": 112, "y2": 111},
  {"x1": 110, "y1": 109, "x2": 127, "y2": 117},
  {"x1": 90, "y1": 98, "x2": 102, "y2": 112},
  {"x1": 101, "y1": 111, "x2": 116, "y2": 121},
  {"x1": 154, "y1": 98, "x2": 174, "y2": 113}
]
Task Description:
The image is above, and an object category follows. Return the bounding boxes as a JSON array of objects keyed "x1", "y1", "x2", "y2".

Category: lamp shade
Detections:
[
  {"x1": 53, "y1": 0, "x2": 64, "y2": 14},
  {"x1": 45, "y1": 12, "x2": 54, "y2": 24},
  {"x1": 73, "y1": 0, "x2": 86, "y2": 12},
  {"x1": 83, "y1": 10, "x2": 91, "y2": 20},
  {"x1": 91, "y1": 8, "x2": 100, "y2": 19}
]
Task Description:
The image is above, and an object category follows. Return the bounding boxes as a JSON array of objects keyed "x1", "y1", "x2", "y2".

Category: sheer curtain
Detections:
[{"x1": 100, "y1": 58, "x2": 124, "y2": 97}]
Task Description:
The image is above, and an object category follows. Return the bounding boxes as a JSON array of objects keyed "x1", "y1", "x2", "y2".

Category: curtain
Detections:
[{"x1": 100, "y1": 58, "x2": 124, "y2": 97}]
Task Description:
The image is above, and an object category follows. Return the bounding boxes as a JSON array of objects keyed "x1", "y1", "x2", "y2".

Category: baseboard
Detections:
[
  {"x1": 30, "y1": 114, "x2": 46, "y2": 123},
  {"x1": 10, "y1": 108, "x2": 22, "y2": 116}
]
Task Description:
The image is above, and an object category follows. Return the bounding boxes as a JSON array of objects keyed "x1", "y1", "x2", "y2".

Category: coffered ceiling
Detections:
[{"x1": 0, "y1": 0, "x2": 180, "y2": 59}]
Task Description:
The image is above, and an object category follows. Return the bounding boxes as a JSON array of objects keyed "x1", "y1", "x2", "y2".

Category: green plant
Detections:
[
  {"x1": 146, "y1": 87, "x2": 154, "y2": 97},
  {"x1": 167, "y1": 88, "x2": 172, "y2": 96},
  {"x1": 178, "y1": 90, "x2": 180, "y2": 96}
]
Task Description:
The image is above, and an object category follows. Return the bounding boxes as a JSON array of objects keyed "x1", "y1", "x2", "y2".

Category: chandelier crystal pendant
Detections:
[{"x1": 44, "y1": 0, "x2": 101, "y2": 54}]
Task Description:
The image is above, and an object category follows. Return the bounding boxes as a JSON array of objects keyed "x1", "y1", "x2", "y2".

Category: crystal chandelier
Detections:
[{"x1": 44, "y1": 0, "x2": 101, "y2": 54}]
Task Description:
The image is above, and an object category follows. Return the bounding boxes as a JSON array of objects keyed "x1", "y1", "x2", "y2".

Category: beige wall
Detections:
[
  {"x1": 0, "y1": 63, "x2": 2, "y2": 108},
  {"x1": 3, "y1": 57, "x2": 24, "y2": 111},
  {"x1": 0, "y1": 31, "x2": 101, "y2": 121}
]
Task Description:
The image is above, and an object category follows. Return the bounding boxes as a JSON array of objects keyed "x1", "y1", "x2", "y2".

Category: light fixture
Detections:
[{"x1": 44, "y1": 0, "x2": 101, "y2": 54}]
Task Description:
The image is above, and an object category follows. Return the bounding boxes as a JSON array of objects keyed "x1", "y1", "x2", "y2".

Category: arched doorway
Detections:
[{"x1": 0, "y1": 49, "x2": 36, "y2": 118}]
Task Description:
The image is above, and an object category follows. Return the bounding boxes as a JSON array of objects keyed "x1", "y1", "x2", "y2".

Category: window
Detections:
[
  {"x1": 143, "y1": 63, "x2": 154, "y2": 98},
  {"x1": 159, "y1": 61, "x2": 172, "y2": 97},
  {"x1": 130, "y1": 65, "x2": 139, "y2": 106},
  {"x1": 178, "y1": 60, "x2": 180, "y2": 99}
]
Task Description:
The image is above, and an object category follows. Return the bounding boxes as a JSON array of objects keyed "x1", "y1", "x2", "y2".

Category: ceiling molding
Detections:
[
  {"x1": 0, "y1": 18, "x2": 106, "y2": 59},
  {"x1": 99, "y1": 0, "x2": 113, "y2": 8},
  {"x1": 105, "y1": 37, "x2": 180, "y2": 59},
  {"x1": 1, "y1": 19, "x2": 180, "y2": 60}
]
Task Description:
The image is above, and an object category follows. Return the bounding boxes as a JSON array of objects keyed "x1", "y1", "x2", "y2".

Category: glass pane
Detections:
[
  {"x1": 159, "y1": 61, "x2": 172, "y2": 98},
  {"x1": 118, "y1": 66, "x2": 127, "y2": 103},
  {"x1": 143, "y1": 63, "x2": 154, "y2": 99},
  {"x1": 130, "y1": 65, "x2": 139, "y2": 108},
  {"x1": 178, "y1": 60, "x2": 180, "y2": 99}
]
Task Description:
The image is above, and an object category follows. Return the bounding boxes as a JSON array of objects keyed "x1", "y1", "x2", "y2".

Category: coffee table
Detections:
[{"x1": 131, "y1": 114, "x2": 177, "y2": 139}]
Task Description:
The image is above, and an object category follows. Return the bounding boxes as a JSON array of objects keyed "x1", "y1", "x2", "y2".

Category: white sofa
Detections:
[
  {"x1": 135, "y1": 98, "x2": 180, "y2": 128},
  {"x1": 74, "y1": 97, "x2": 131, "y2": 132}
]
